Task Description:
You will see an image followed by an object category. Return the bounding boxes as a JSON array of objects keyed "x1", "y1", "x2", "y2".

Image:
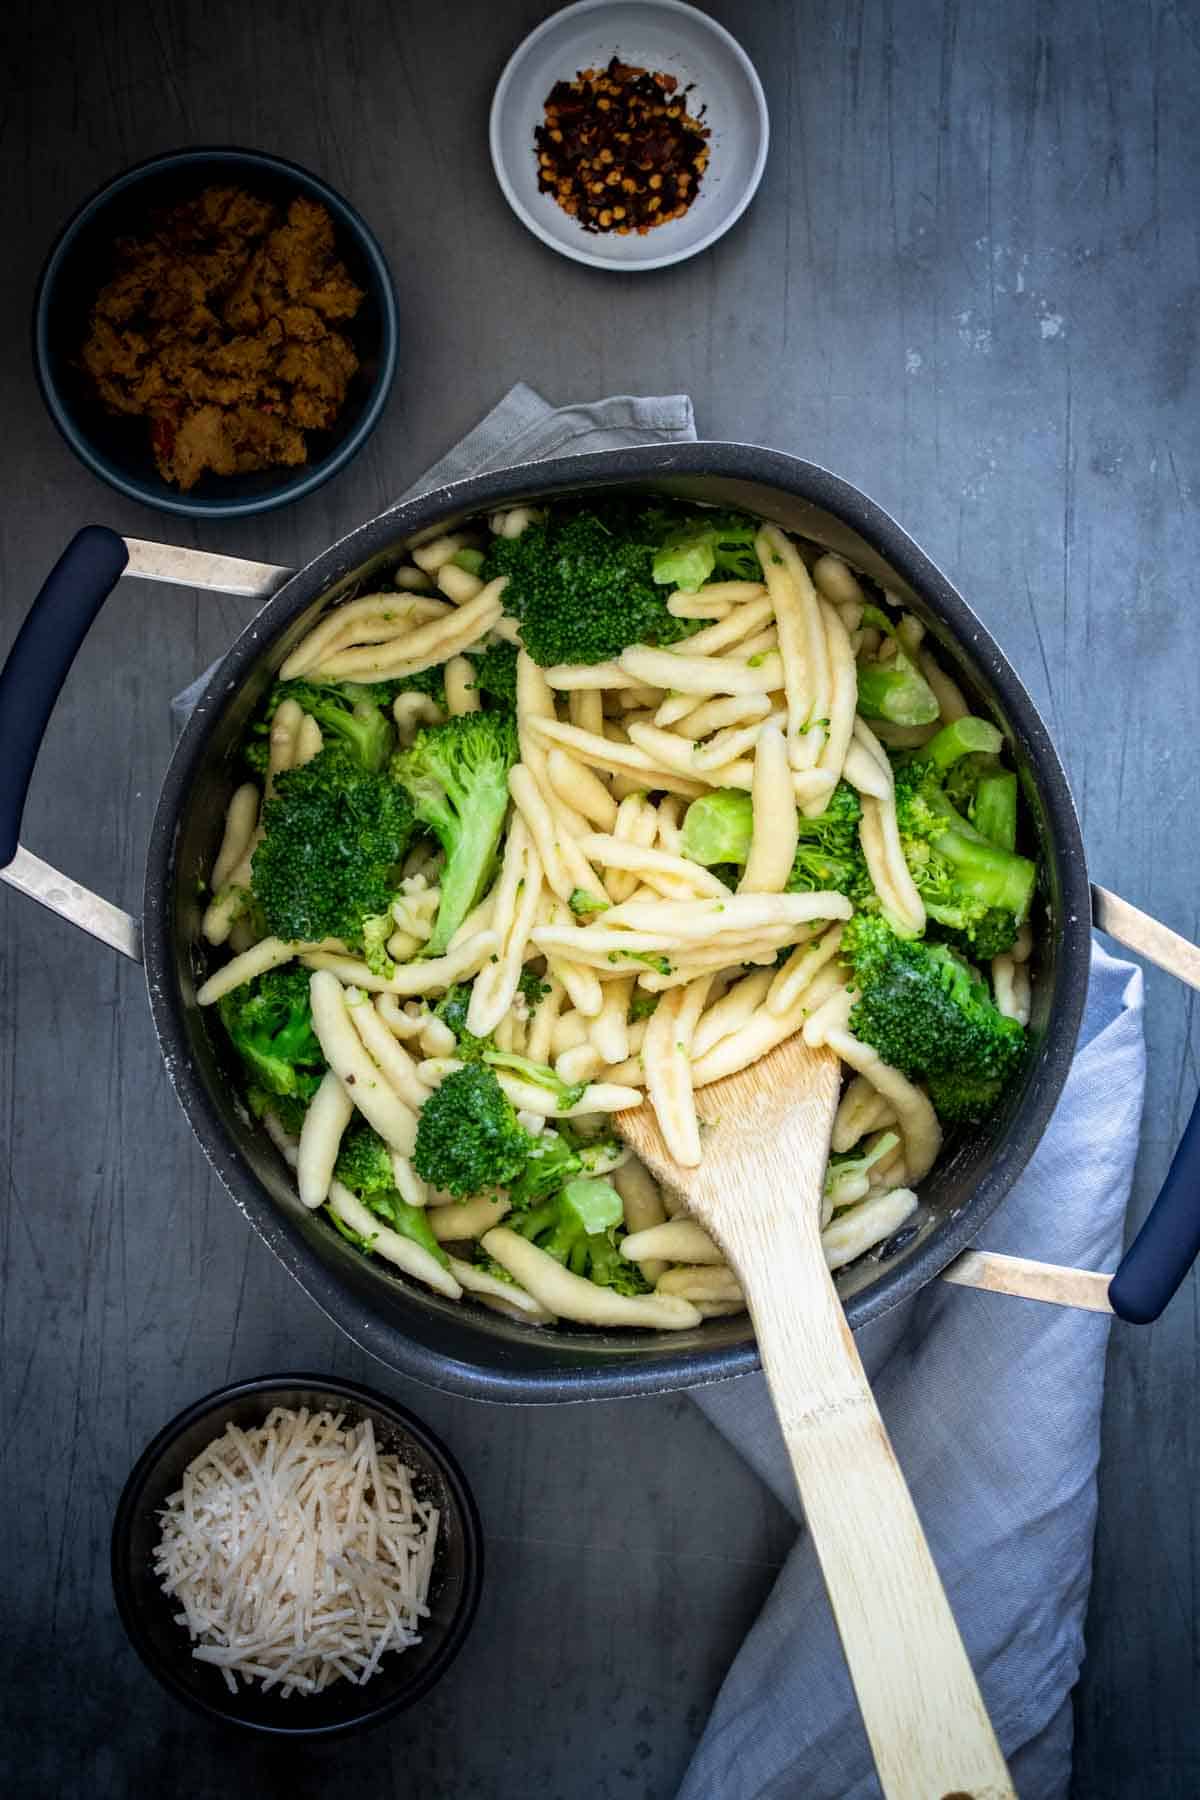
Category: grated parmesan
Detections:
[{"x1": 154, "y1": 1406, "x2": 439, "y2": 1698}]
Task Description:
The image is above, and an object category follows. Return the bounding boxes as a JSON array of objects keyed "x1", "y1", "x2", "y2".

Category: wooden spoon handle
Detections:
[{"x1": 733, "y1": 1207, "x2": 1015, "y2": 1799}]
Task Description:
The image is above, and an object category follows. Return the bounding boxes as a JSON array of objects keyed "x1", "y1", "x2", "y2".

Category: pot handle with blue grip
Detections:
[
  {"x1": 1108, "y1": 1100, "x2": 1200, "y2": 1323},
  {"x1": 0, "y1": 527, "x2": 128, "y2": 867},
  {"x1": 1090, "y1": 886, "x2": 1200, "y2": 1322},
  {"x1": 0, "y1": 530, "x2": 291, "y2": 960},
  {"x1": 0, "y1": 527, "x2": 144, "y2": 958},
  {"x1": 3, "y1": 534, "x2": 1200, "y2": 1318}
]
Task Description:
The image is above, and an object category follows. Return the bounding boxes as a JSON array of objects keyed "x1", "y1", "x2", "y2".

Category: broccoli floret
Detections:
[
  {"x1": 518, "y1": 968, "x2": 551, "y2": 1013},
  {"x1": 893, "y1": 733, "x2": 1035, "y2": 957},
  {"x1": 413, "y1": 1064, "x2": 532, "y2": 1197},
  {"x1": 243, "y1": 735, "x2": 271, "y2": 778},
  {"x1": 825, "y1": 1130, "x2": 902, "y2": 1210},
  {"x1": 482, "y1": 501, "x2": 703, "y2": 667},
  {"x1": 433, "y1": 982, "x2": 478, "y2": 1043},
  {"x1": 512, "y1": 1178, "x2": 649, "y2": 1294},
  {"x1": 411, "y1": 1058, "x2": 599, "y2": 1203},
  {"x1": 432, "y1": 984, "x2": 587, "y2": 1107},
  {"x1": 266, "y1": 679, "x2": 395, "y2": 773},
  {"x1": 334, "y1": 1120, "x2": 396, "y2": 1196},
  {"x1": 385, "y1": 666, "x2": 448, "y2": 707},
  {"x1": 628, "y1": 989, "x2": 660, "y2": 1024},
  {"x1": 855, "y1": 606, "x2": 940, "y2": 727},
  {"x1": 466, "y1": 640, "x2": 519, "y2": 711},
  {"x1": 841, "y1": 914, "x2": 1026, "y2": 1122},
  {"x1": 933, "y1": 731, "x2": 1019, "y2": 855},
  {"x1": 475, "y1": 1251, "x2": 518, "y2": 1284},
  {"x1": 506, "y1": 1128, "x2": 584, "y2": 1208},
  {"x1": 432, "y1": 981, "x2": 496, "y2": 1063},
  {"x1": 937, "y1": 905, "x2": 1022, "y2": 963},
  {"x1": 615, "y1": 951, "x2": 672, "y2": 976},
  {"x1": 484, "y1": 1051, "x2": 588, "y2": 1111},
  {"x1": 391, "y1": 712, "x2": 517, "y2": 956},
  {"x1": 646, "y1": 509, "x2": 763, "y2": 593},
  {"x1": 787, "y1": 782, "x2": 871, "y2": 901},
  {"x1": 924, "y1": 1067, "x2": 1010, "y2": 1123},
  {"x1": 363, "y1": 911, "x2": 400, "y2": 978},
  {"x1": 569, "y1": 887, "x2": 610, "y2": 917},
  {"x1": 333, "y1": 1120, "x2": 449, "y2": 1265},
  {"x1": 248, "y1": 1086, "x2": 312, "y2": 1139},
  {"x1": 250, "y1": 746, "x2": 416, "y2": 946},
  {"x1": 218, "y1": 966, "x2": 326, "y2": 1099},
  {"x1": 680, "y1": 782, "x2": 869, "y2": 901},
  {"x1": 573, "y1": 1129, "x2": 625, "y2": 1171}
]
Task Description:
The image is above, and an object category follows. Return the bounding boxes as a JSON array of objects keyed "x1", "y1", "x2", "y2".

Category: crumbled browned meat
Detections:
[{"x1": 79, "y1": 185, "x2": 365, "y2": 490}]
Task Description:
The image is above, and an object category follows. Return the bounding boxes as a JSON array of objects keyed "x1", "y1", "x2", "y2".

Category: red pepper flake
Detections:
[{"x1": 534, "y1": 56, "x2": 711, "y2": 236}]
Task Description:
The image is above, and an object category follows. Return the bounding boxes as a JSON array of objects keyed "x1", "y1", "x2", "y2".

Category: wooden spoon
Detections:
[{"x1": 618, "y1": 1034, "x2": 1015, "y2": 1800}]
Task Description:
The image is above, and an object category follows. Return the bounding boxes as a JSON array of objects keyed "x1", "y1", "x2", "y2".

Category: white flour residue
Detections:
[
  {"x1": 973, "y1": 242, "x2": 1031, "y2": 297},
  {"x1": 959, "y1": 439, "x2": 1000, "y2": 503},
  {"x1": 905, "y1": 349, "x2": 923, "y2": 374},
  {"x1": 968, "y1": 244, "x2": 1066, "y2": 335},
  {"x1": 956, "y1": 310, "x2": 993, "y2": 355}
]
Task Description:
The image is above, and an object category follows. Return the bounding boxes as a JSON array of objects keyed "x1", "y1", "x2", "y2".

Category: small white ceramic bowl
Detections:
[{"x1": 489, "y1": 0, "x2": 769, "y2": 273}]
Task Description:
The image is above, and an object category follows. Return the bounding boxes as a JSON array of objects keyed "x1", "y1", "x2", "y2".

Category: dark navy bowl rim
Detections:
[
  {"x1": 110, "y1": 1372, "x2": 484, "y2": 1736},
  {"x1": 142, "y1": 441, "x2": 1092, "y2": 1405},
  {"x1": 32, "y1": 146, "x2": 399, "y2": 520}
]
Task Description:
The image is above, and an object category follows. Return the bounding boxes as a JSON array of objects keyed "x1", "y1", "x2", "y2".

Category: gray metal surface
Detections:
[{"x1": 1, "y1": 1, "x2": 1197, "y2": 1796}]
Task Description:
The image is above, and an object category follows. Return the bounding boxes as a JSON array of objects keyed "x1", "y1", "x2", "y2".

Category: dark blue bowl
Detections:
[{"x1": 33, "y1": 148, "x2": 399, "y2": 519}]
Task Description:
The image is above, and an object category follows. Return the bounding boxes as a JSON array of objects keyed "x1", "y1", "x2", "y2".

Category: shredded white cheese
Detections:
[{"x1": 154, "y1": 1406, "x2": 439, "y2": 1697}]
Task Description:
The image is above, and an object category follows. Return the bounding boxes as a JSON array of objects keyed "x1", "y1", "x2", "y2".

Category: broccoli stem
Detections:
[
  {"x1": 855, "y1": 656, "x2": 940, "y2": 727},
  {"x1": 927, "y1": 821, "x2": 1035, "y2": 920},
  {"x1": 373, "y1": 1192, "x2": 449, "y2": 1266},
  {"x1": 483, "y1": 1050, "x2": 588, "y2": 1110},
  {"x1": 972, "y1": 772, "x2": 1018, "y2": 852},
  {"x1": 680, "y1": 789, "x2": 753, "y2": 866},
  {"x1": 913, "y1": 717, "x2": 1003, "y2": 769}
]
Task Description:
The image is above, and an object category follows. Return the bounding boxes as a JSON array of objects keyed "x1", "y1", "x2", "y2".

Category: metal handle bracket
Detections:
[
  {"x1": 1091, "y1": 883, "x2": 1200, "y2": 990},
  {"x1": 1, "y1": 844, "x2": 141, "y2": 960},
  {"x1": 123, "y1": 536, "x2": 293, "y2": 600}
]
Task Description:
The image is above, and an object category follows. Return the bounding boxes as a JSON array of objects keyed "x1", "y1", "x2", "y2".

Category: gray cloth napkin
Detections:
[{"x1": 173, "y1": 386, "x2": 1146, "y2": 1800}]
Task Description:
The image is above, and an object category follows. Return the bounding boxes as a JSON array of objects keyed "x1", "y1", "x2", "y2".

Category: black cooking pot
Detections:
[{"x1": 4, "y1": 445, "x2": 1199, "y2": 1402}]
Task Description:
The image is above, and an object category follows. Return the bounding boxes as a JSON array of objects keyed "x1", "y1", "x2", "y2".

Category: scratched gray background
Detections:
[{"x1": 1, "y1": 1, "x2": 1197, "y2": 1795}]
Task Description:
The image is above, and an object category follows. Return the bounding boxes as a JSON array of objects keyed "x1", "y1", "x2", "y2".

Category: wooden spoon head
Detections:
[{"x1": 617, "y1": 1035, "x2": 841, "y2": 1236}]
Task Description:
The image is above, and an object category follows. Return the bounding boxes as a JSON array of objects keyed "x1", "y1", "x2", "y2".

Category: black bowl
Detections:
[
  {"x1": 111, "y1": 1374, "x2": 482, "y2": 1736},
  {"x1": 34, "y1": 147, "x2": 399, "y2": 519}
]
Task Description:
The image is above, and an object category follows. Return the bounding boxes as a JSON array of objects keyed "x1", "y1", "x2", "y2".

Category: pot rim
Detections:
[{"x1": 143, "y1": 442, "x2": 1092, "y2": 1402}]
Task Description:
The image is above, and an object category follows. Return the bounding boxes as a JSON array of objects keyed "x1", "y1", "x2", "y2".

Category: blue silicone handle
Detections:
[
  {"x1": 0, "y1": 527, "x2": 129, "y2": 867},
  {"x1": 1109, "y1": 1089, "x2": 1200, "y2": 1323}
]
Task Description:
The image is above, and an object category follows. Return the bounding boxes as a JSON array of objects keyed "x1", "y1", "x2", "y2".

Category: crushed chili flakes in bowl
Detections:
[{"x1": 534, "y1": 56, "x2": 711, "y2": 235}]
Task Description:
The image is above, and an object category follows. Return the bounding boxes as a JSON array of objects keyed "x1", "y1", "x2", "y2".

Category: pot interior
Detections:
[{"x1": 149, "y1": 451, "x2": 1089, "y2": 1400}]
